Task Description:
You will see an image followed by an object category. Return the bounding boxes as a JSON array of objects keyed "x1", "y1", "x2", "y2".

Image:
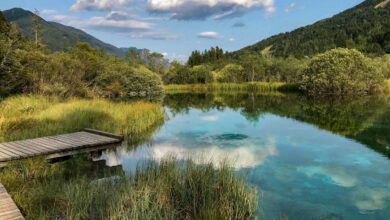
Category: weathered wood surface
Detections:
[
  {"x1": 0, "y1": 184, "x2": 24, "y2": 220},
  {"x1": 0, "y1": 129, "x2": 123, "y2": 163}
]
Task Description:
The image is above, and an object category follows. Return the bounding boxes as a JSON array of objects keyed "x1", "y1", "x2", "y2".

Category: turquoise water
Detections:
[{"x1": 97, "y1": 93, "x2": 390, "y2": 219}]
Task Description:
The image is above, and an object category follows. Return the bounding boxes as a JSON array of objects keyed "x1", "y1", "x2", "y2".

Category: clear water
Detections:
[{"x1": 97, "y1": 93, "x2": 390, "y2": 219}]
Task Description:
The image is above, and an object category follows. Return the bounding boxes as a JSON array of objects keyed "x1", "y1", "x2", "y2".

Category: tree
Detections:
[
  {"x1": 300, "y1": 48, "x2": 385, "y2": 94},
  {"x1": 32, "y1": 9, "x2": 41, "y2": 47}
]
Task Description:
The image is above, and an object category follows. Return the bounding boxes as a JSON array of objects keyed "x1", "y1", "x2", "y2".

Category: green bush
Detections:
[
  {"x1": 300, "y1": 48, "x2": 385, "y2": 94},
  {"x1": 215, "y1": 64, "x2": 245, "y2": 83}
]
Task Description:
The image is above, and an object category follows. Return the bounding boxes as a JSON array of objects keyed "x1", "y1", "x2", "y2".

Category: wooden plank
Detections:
[
  {"x1": 84, "y1": 128, "x2": 124, "y2": 140},
  {"x1": 61, "y1": 133, "x2": 102, "y2": 145},
  {"x1": 70, "y1": 133, "x2": 116, "y2": 145},
  {"x1": 0, "y1": 143, "x2": 33, "y2": 157},
  {"x1": 20, "y1": 139, "x2": 59, "y2": 153},
  {"x1": 0, "y1": 151, "x2": 10, "y2": 161},
  {"x1": 78, "y1": 132, "x2": 119, "y2": 142},
  {"x1": 0, "y1": 147, "x2": 21, "y2": 161},
  {"x1": 6, "y1": 142, "x2": 43, "y2": 155},
  {"x1": 38, "y1": 137, "x2": 74, "y2": 150},
  {"x1": 0, "y1": 144, "x2": 26, "y2": 159},
  {"x1": 47, "y1": 136, "x2": 88, "y2": 148},
  {"x1": 0, "y1": 184, "x2": 24, "y2": 220}
]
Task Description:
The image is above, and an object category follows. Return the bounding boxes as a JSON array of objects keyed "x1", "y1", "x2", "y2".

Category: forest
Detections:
[{"x1": 0, "y1": 11, "x2": 164, "y2": 98}]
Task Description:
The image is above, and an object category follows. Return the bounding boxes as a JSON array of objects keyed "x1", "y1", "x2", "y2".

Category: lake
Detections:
[{"x1": 96, "y1": 92, "x2": 390, "y2": 219}]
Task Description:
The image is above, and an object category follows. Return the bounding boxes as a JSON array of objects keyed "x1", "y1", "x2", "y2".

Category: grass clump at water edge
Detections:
[
  {"x1": 164, "y1": 82, "x2": 299, "y2": 93},
  {"x1": 0, "y1": 157, "x2": 258, "y2": 219}
]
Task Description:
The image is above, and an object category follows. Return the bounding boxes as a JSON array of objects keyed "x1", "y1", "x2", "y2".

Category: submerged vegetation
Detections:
[{"x1": 0, "y1": 157, "x2": 258, "y2": 219}]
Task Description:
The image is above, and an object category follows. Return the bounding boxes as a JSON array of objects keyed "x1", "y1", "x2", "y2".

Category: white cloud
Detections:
[
  {"x1": 284, "y1": 3, "x2": 297, "y2": 13},
  {"x1": 147, "y1": 0, "x2": 276, "y2": 20},
  {"x1": 84, "y1": 16, "x2": 153, "y2": 32},
  {"x1": 197, "y1": 31, "x2": 219, "y2": 39},
  {"x1": 229, "y1": 37, "x2": 235, "y2": 42},
  {"x1": 71, "y1": 0, "x2": 134, "y2": 11},
  {"x1": 48, "y1": 11, "x2": 178, "y2": 40},
  {"x1": 161, "y1": 52, "x2": 168, "y2": 56},
  {"x1": 41, "y1": 9, "x2": 57, "y2": 15}
]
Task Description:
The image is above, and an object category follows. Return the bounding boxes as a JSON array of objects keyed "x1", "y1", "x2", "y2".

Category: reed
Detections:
[
  {"x1": 0, "y1": 95, "x2": 165, "y2": 142},
  {"x1": 164, "y1": 82, "x2": 299, "y2": 93},
  {"x1": 0, "y1": 157, "x2": 258, "y2": 219}
]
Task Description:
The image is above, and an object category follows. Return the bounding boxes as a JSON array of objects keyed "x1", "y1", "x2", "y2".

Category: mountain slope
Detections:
[
  {"x1": 232, "y1": 0, "x2": 390, "y2": 58},
  {"x1": 2, "y1": 8, "x2": 122, "y2": 54}
]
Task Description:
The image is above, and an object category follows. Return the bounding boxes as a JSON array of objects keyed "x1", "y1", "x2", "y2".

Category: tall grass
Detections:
[
  {"x1": 164, "y1": 82, "x2": 299, "y2": 93},
  {"x1": 0, "y1": 157, "x2": 258, "y2": 219},
  {"x1": 0, "y1": 95, "x2": 165, "y2": 142}
]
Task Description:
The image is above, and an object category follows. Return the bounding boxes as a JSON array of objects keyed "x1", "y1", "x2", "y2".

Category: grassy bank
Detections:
[
  {"x1": 0, "y1": 95, "x2": 165, "y2": 142},
  {"x1": 164, "y1": 82, "x2": 299, "y2": 93},
  {"x1": 0, "y1": 157, "x2": 258, "y2": 219}
]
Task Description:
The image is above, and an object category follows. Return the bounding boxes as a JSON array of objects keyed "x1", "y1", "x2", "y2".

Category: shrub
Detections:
[
  {"x1": 300, "y1": 48, "x2": 385, "y2": 94},
  {"x1": 216, "y1": 64, "x2": 245, "y2": 83}
]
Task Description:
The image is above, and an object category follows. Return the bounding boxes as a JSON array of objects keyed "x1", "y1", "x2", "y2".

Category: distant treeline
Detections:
[{"x1": 163, "y1": 46, "x2": 389, "y2": 94}]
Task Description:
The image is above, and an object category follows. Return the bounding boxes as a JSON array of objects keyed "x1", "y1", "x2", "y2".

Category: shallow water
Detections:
[{"x1": 97, "y1": 93, "x2": 390, "y2": 219}]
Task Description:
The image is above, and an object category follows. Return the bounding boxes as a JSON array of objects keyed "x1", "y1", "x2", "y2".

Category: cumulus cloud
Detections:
[
  {"x1": 197, "y1": 31, "x2": 219, "y2": 39},
  {"x1": 71, "y1": 0, "x2": 134, "y2": 11},
  {"x1": 83, "y1": 16, "x2": 153, "y2": 32},
  {"x1": 284, "y1": 3, "x2": 297, "y2": 13},
  {"x1": 127, "y1": 30, "x2": 179, "y2": 40},
  {"x1": 48, "y1": 11, "x2": 178, "y2": 40},
  {"x1": 147, "y1": 0, "x2": 276, "y2": 20},
  {"x1": 232, "y1": 21, "x2": 245, "y2": 27}
]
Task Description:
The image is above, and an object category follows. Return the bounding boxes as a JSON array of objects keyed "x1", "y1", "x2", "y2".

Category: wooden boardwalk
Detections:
[
  {"x1": 0, "y1": 129, "x2": 124, "y2": 164},
  {"x1": 0, "y1": 184, "x2": 24, "y2": 220}
]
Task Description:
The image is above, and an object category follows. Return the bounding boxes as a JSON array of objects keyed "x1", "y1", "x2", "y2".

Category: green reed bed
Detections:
[
  {"x1": 0, "y1": 157, "x2": 258, "y2": 219},
  {"x1": 0, "y1": 95, "x2": 165, "y2": 142},
  {"x1": 164, "y1": 82, "x2": 299, "y2": 93}
]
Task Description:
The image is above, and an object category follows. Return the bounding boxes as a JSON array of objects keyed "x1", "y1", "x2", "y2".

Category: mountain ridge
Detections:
[
  {"x1": 231, "y1": 0, "x2": 390, "y2": 58},
  {"x1": 2, "y1": 8, "x2": 140, "y2": 56}
]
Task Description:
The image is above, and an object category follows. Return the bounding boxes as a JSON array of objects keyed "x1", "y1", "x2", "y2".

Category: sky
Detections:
[{"x1": 0, "y1": 0, "x2": 364, "y2": 61}]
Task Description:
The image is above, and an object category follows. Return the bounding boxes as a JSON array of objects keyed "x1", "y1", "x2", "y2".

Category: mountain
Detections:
[
  {"x1": 232, "y1": 0, "x2": 390, "y2": 58},
  {"x1": 2, "y1": 8, "x2": 139, "y2": 55}
]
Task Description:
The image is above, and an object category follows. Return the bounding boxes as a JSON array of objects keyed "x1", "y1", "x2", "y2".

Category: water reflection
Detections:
[{"x1": 96, "y1": 92, "x2": 390, "y2": 219}]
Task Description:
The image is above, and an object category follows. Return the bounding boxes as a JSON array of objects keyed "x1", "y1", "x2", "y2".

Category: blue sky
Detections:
[{"x1": 0, "y1": 0, "x2": 364, "y2": 61}]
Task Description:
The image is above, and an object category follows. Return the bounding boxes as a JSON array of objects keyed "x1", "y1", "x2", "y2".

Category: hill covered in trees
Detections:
[
  {"x1": 232, "y1": 0, "x2": 390, "y2": 58},
  {"x1": 2, "y1": 8, "x2": 140, "y2": 55}
]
